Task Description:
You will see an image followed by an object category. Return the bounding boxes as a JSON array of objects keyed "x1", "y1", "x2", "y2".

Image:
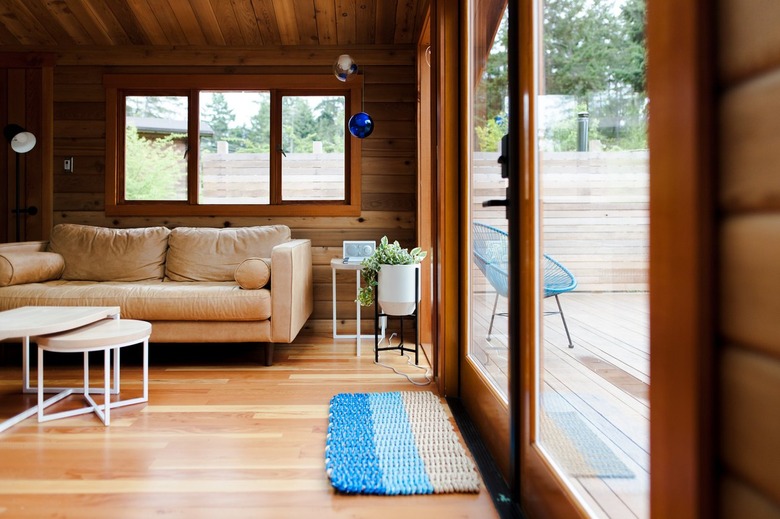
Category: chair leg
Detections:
[
  {"x1": 554, "y1": 295, "x2": 574, "y2": 348},
  {"x1": 487, "y1": 292, "x2": 500, "y2": 341}
]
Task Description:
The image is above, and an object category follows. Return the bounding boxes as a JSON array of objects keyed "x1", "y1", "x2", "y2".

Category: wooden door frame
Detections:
[
  {"x1": 0, "y1": 53, "x2": 54, "y2": 243},
  {"x1": 432, "y1": 0, "x2": 462, "y2": 396},
  {"x1": 647, "y1": 0, "x2": 716, "y2": 517}
]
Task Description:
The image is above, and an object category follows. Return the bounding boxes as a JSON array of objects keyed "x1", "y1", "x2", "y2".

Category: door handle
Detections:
[{"x1": 482, "y1": 199, "x2": 508, "y2": 207}]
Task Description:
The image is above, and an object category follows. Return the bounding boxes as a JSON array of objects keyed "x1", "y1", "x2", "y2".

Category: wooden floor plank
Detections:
[{"x1": 0, "y1": 337, "x2": 497, "y2": 519}]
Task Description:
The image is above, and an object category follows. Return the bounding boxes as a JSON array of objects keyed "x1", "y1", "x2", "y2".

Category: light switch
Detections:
[{"x1": 64, "y1": 157, "x2": 74, "y2": 173}]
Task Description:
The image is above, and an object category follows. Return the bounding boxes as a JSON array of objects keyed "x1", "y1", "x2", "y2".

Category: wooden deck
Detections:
[{"x1": 473, "y1": 291, "x2": 649, "y2": 518}]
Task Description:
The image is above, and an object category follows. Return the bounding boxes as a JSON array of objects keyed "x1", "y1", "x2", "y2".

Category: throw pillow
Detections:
[
  {"x1": 234, "y1": 257, "x2": 271, "y2": 290},
  {"x1": 0, "y1": 252, "x2": 65, "y2": 286}
]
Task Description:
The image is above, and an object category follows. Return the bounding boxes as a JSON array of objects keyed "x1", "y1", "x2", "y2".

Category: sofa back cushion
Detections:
[
  {"x1": 165, "y1": 225, "x2": 291, "y2": 282},
  {"x1": 48, "y1": 224, "x2": 171, "y2": 281}
]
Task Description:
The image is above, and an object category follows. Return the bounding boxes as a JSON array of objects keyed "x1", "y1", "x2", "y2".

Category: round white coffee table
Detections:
[{"x1": 34, "y1": 319, "x2": 151, "y2": 426}]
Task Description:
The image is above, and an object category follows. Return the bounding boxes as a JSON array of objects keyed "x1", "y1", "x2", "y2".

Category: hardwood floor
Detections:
[{"x1": 0, "y1": 335, "x2": 498, "y2": 519}]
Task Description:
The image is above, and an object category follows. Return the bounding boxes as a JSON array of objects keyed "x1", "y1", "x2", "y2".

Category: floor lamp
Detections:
[{"x1": 3, "y1": 124, "x2": 36, "y2": 242}]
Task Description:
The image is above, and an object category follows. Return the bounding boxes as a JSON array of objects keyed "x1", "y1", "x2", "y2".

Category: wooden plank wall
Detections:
[
  {"x1": 718, "y1": 1, "x2": 780, "y2": 514},
  {"x1": 50, "y1": 49, "x2": 417, "y2": 337}
]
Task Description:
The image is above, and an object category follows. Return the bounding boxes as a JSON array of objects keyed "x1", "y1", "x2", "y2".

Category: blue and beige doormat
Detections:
[{"x1": 325, "y1": 391, "x2": 481, "y2": 495}]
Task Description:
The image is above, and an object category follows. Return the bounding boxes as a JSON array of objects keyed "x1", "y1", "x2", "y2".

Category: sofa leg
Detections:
[{"x1": 264, "y1": 343, "x2": 274, "y2": 366}]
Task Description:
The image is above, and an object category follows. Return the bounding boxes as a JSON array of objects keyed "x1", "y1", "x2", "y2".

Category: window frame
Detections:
[{"x1": 104, "y1": 74, "x2": 363, "y2": 217}]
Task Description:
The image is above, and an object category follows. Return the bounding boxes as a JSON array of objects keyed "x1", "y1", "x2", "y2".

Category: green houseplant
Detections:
[{"x1": 357, "y1": 236, "x2": 427, "y2": 310}]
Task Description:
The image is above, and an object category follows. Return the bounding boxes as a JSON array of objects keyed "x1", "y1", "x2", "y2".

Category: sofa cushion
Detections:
[
  {"x1": 165, "y1": 225, "x2": 291, "y2": 282},
  {"x1": 0, "y1": 280, "x2": 271, "y2": 321},
  {"x1": 0, "y1": 252, "x2": 65, "y2": 287},
  {"x1": 48, "y1": 224, "x2": 171, "y2": 282},
  {"x1": 234, "y1": 257, "x2": 271, "y2": 289}
]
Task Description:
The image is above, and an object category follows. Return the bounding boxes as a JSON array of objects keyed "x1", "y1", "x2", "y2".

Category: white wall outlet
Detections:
[{"x1": 64, "y1": 157, "x2": 74, "y2": 173}]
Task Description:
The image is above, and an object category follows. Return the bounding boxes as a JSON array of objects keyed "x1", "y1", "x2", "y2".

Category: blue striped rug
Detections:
[{"x1": 325, "y1": 391, "x2": 481, "y2": 495}]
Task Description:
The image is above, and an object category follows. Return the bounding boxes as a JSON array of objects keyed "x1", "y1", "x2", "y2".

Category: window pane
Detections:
[
  {"x1": 198, "y1": 91, "x2": 271, "y2": 205},
  {"x1": 281, "y1": 95, "x2": 345, "y2": 201},
  {"x1": 125, "y1": 95, "x2": 188, "y2": 201}
]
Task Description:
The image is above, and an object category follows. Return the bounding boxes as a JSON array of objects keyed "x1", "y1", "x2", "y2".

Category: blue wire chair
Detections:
[{"x1": 472, "y1": 222, "x2": 577, "y2": 347}]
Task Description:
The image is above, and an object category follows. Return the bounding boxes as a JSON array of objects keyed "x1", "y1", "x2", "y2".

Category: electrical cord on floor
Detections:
[{"x1": 373, "y1": 332, "x2": 433, "y2": 386}]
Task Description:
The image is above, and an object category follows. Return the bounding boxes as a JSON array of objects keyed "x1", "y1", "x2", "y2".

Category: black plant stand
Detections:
[{"x1": 374, "y1": 266, "x2": 419, "y2": 365}]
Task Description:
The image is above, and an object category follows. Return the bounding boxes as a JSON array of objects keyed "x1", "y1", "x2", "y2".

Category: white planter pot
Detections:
[{"x1": 377, "y1": 264, "x2": 421, "y2": 316}]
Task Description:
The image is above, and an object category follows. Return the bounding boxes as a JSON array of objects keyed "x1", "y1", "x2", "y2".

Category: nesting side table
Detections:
[{"x1": 34, "y1": 318, "x2": 151, "y2": 426}]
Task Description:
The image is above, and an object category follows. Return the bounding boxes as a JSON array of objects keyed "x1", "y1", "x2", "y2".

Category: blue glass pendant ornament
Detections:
[
  {"x1": 348, "y1": 112, "x2": 374, "y2": 139},
  {"x1": 333, "y1": 54, "x2": 358, "y2": 82}
]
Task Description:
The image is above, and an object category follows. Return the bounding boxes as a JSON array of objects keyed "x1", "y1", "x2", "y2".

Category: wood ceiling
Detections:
[{"x1": 0, "y1": 0, "x2": 430, "y2": 49}]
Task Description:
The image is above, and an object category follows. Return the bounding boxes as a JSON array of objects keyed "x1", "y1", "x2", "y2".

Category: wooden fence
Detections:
[
  {"x1": 200, "y1": 152, "x2": 345, "y2": 203},
  {"x1": 473, "y1": 151, "x2": 649, "y2": 292}
]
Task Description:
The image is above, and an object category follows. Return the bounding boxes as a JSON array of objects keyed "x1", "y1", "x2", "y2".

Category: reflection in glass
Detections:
[
  {"x1": 124, "y1": 95, "x2": 188, "y2": 201},
  {"x1": 281, "y1": 95, "x2": 346, "y2": 201},
  {"x1": 198, "y1": 91, "x2": 271, "y2": 205},
  {"x1": 469, "y1": 8, "x2": 510, "y2": 397},
  {"x1": 538, "y1": 0, "x2": 649, "y2": 516}
]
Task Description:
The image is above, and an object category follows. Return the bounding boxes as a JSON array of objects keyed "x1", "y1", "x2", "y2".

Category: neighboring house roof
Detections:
[{"x1": 127, "y1": 117, "x2": 214, "y2": 136}]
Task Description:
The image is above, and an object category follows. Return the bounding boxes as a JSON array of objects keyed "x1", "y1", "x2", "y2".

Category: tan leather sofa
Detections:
[{"x1": 0, "y1": 223, "x2": 313, "y2": 365}]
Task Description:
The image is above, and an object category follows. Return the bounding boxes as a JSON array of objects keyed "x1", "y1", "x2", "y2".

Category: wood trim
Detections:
[
  {"x1": 104, "y1": 87, "x2": 119, "y2": 211},
  {"x1": 0, "y1": 70, "x2": 7, "y2": 243},
  {"x1": 269, "y1": 89, "x2": 283, "y2": 205},
  {"x1": 103, "y1": 74, "x2": 360, "y2": 91},
  {"x1": 186, "y1": 89, "x2": 199, "y2": 205},
  {"x1": 434, "y1": 0, "x2": 461, "y2": 396},
  {"x1": 19, "y1": 46, "x2": 416, "y2": 67},
  {"x1": 347, "y1": 88, "x2": 362, "y2": 208},
  {"x1": 417, "y1": 13, "x2": 434, "y2": 350},
  {"x1": 0, "y1": 52, "x2": 56, "y2": 68},
  {"x1": 102, "y1": 74, "x2": 363, "y2": 217},
  {"x1": 648, "y1": 0, "x2": 716, "y2": 517},
  {"x1": 39, "y1": 64, "x2": 54, "y2": 240}
]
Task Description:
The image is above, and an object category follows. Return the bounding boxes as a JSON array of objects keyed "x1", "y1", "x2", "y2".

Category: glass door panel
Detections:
[
  {"x1": 459, "y1": 0, "x2": 512, "y2": 485},
  {"x1": 469, "y1": 5, "x2": 510, "y2": 399},
  {"x1": 535, "y1": 0, "x2": 650, "y2": 516}
]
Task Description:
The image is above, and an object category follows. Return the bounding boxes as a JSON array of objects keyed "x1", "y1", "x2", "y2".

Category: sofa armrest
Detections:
[
  {"x1": 0, "y1": 241, "x2": 48, "y2": 254},
  {"x1": 270, "y1": 239, "x2": 313, "y2": 343}
]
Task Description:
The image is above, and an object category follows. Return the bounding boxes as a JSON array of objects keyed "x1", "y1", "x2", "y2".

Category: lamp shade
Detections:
[{"x1": 3, "y1": 124, "x2": 36, "y2": 154}]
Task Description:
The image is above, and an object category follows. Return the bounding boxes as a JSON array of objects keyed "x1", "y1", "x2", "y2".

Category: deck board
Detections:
[{"x1": 471, "y1": 291, "x2": 650, "y2": 518}]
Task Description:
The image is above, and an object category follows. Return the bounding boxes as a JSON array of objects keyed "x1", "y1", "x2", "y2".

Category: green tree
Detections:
[
  {"x1": 314, "y1": 97, "x2": 345, "y2": 152},
  {"x1": 616, "y1": 0, "x2": 647, "y2": 94},
  {"x1": 204, "y1": 93, "x2": 232, "y2": 138},
  {"x1": 543, "y1": 0, "x2": 623, "y2": 102},
  {"x1": 126, "y1": 95, "x2": 186, "y2": 119},
  {"x1": 124, "y1": 126, "x2": 185, "y2": 200},
  {"x1": 201, "y1": 93, "x2": 234, "y2": 152},
  {"x1": 484, "y1": 11, "x2": 509, "y2": 123},
  {"x1": 246, "y1": 96, "x2": 272, "y2": 152},
  {"x1": 282, "y1": 97, "x2": 317, "y2": 153}
]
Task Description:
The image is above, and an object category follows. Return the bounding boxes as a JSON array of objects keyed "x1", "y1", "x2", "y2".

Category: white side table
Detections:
[
  {"x1": 0, "y1": 306, "x2": 121, "y2": 433},
  {"x1": 34, "y1": 319, "x2": 151, "y2": 426},
  {"x1": 331, "y1": 258, "x2": 384, "y2": 356}
]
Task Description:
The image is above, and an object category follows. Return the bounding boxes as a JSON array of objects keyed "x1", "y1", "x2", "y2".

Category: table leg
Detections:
[
  {"x1": 22, "y1": 335, "x2": 119, "y2": 396},
  {"x1": 332, "y1": 266, "x2": 337, "y2": 339},
  {"x1": 356, "y1": 270, "x2": 361, "y2": 357},
  {"x1": 22, "y1": 336, "x2": 31, "y2": 392}
]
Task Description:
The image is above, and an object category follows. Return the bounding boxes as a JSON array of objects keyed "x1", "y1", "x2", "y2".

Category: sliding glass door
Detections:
[
  {"x1": 459, "y1": 0, "x2": 649, "y2": 517},
  {"x1": 460, "y1": 0, "x2": 513, "y2": 481},
  {"x1": 520, "y1": 0, "x2": 650, "y2": 516}
]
